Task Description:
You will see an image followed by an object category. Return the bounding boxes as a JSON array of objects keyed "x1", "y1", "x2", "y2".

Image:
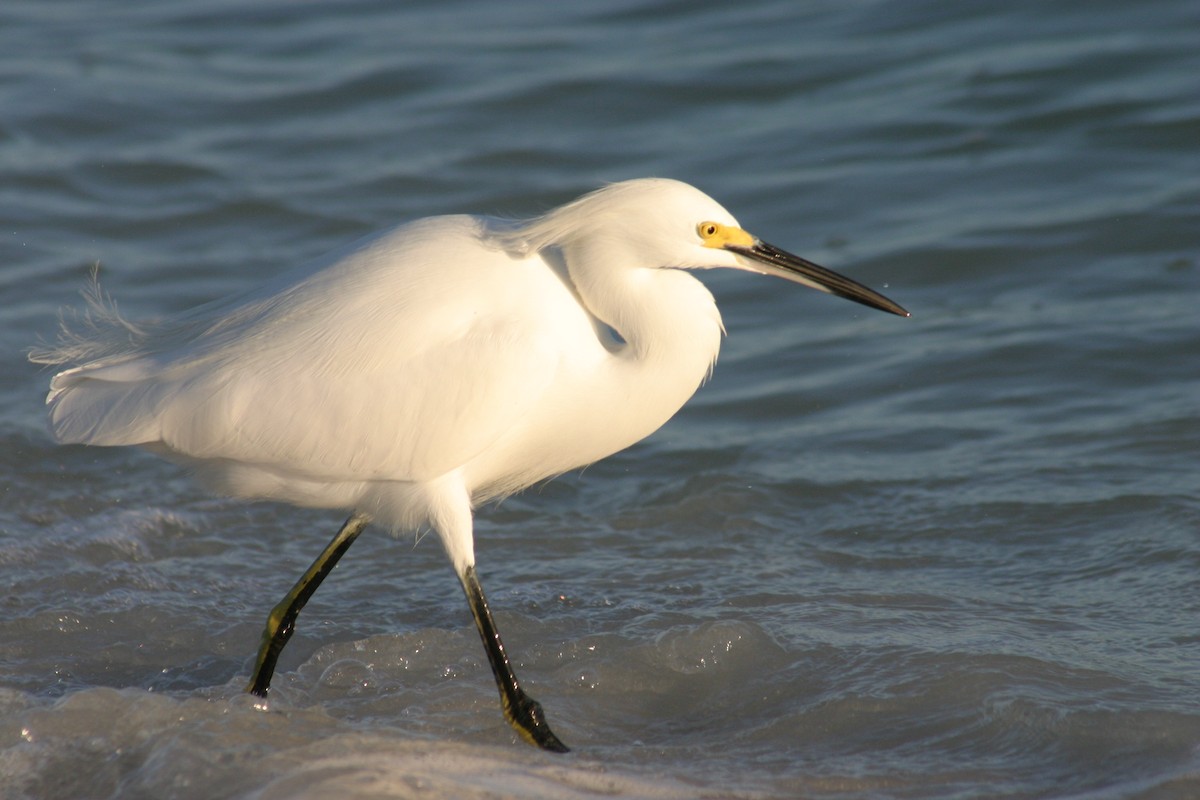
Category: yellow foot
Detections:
[{"x1": 506, "y1": 689, "x2": 569, "y2": 753}]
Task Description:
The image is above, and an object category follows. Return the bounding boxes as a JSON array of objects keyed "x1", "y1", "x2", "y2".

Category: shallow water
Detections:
[{"x1": 2, "y1": 1, "x2": 1199, "y2": 798}]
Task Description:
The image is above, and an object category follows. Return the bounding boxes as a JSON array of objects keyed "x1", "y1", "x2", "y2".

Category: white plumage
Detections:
[{"x1": 33, "y1": 178, "x2": 906, "y2": 750}]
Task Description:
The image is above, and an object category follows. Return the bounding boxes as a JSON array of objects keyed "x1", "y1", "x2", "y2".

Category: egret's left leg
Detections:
[
  {"x1": 459, "y1": 564, "x2": 569, "y2": 753},
  {"x1": 246, "y1": 512, "x2": 371, "y2": 697}
]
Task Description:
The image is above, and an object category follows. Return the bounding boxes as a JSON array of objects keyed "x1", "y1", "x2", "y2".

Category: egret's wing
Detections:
[{"x1": 45, "y1": 217, "x2": 572, "y2": 484}]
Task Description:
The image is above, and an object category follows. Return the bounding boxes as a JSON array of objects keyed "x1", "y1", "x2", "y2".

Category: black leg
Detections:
[
  {"x1": 459, "y1": 564, "x2": 569, "y2": 752},
  {"x1": 245, "y1": 512, "x2": 371, "y2": 697}
]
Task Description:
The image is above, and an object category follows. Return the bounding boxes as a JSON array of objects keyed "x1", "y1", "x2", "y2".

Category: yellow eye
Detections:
[{"x1": 696, "y1": 221, "x2": 753, "y2": 249}]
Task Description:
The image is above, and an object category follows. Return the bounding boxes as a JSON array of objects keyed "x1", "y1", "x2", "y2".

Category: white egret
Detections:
[{"x1": 31, "y1": 178, "x2": 908, "y2": 751}]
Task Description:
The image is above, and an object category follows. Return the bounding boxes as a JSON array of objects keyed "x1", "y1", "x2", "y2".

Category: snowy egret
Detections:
[{"x1": 32, "y1": 178, "x2": 908, "y2": 752}]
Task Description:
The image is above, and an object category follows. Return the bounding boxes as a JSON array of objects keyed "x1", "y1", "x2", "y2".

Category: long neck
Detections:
[{"x1": 570, "y1": 248, "x2": 725, "y2": 420}]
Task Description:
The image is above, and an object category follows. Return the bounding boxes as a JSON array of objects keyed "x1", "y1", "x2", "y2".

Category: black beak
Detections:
[{"x1": 727, "y1": 240, "x2": 909, "y2": 317}]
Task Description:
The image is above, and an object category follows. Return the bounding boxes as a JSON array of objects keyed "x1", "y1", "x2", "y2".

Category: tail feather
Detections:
[
  {"x1": 45, "y1": 370, "x2": 166, "y2": 446},
  {"x1": 31, "y1": 270, "x2": 165, "y2": 446},
  {"x1": 29, "y1": 269, "x2": 150, "y2": 369}
]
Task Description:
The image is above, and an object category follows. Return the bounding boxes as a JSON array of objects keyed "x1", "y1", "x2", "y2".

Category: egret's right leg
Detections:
[{"x1": 246, "y1": 511, "x2": 371, "y2": 698}]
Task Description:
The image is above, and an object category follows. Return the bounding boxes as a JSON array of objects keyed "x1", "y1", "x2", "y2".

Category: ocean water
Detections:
[{"x1": 2, "y1": 1, "x2": 1198, "y2": 797}]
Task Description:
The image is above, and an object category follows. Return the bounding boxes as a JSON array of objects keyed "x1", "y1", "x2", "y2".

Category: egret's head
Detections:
[
  {"x1": 513, "y1": 178, "x2": 742, "y2": 265},
  {"x1": 511, "y1": 178, "x2": 908, "y2": 318}
]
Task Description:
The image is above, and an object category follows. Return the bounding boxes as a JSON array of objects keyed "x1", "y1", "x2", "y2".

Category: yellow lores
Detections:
[{"x1": 697, "y1": 220, "x2": 756, "y2": 249}]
